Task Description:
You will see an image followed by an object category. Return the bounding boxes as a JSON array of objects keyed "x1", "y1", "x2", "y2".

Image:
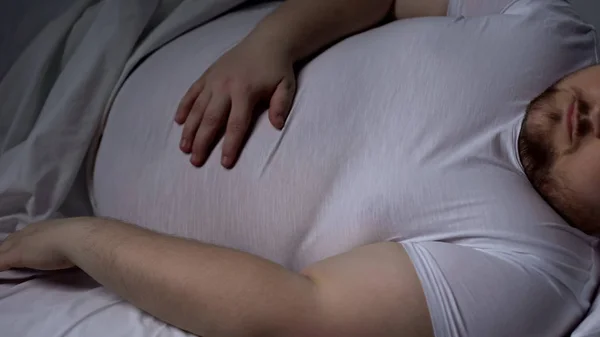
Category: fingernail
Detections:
[
  {"x1": 191, "y1": 154, "x2": 202, "y2": 166},
  {"x1": 180, "y1": 139, "x2": 189, "y2": 150},
  {"x1": 276, "y1": 116, "x2": 285, "y2": 129},
  {"x1": 222, "y1": 156, "x2": 232, "y2": 168}
]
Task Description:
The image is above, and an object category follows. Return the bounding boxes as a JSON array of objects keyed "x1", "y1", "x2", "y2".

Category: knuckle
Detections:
[
  {"x1": 189, "y1": 105, "x2": 198, "y2": 117},
  {"x1": 216, "y1": 77, "x2": 253, "y2": 95},
  {"x1": 182, "y1": 127, "x2": 195, "y2": 138},
  {"x1": 191, "y1": 98, "x2": 207, "y2": 111},
  {"x1": 182, "y1": 122, "x2": 198, "y2": 136},
  {"x1": 202, "y1": 113, "x2": 222, "y2": 127},
  {"x1": 217, "y1": 78, "x2": 233, "y2": 92},
  {"x1": 188, "y1": 99, "x2": 203, "y2": 112},
  {"x1": 235, "y1": 81, "x2": 253, "y2": 95},
  {"x1": 227, "y1": 119, "x2": 247, "y2": 133}
]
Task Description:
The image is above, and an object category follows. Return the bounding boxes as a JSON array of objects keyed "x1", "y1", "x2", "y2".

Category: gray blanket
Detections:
[{"x1": 0, "y1": 0, "x2": 248, "y2": 238}]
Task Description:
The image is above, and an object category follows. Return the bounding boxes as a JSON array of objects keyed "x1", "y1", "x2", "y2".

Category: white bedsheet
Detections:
[
  {"x1": 0, "y1": 0, "x2": 247, "y2": 235},
  {"x1": 0, "y1": 270, "x2": 194, "y2": 337}
]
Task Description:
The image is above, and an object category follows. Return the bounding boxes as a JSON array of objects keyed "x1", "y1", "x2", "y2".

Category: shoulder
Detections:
[{"x1": 402, "y1": 238, "x2": 598, "y2": 337}]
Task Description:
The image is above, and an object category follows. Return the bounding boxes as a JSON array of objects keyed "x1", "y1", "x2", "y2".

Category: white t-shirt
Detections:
[{"x1": 92, "y1": 0, "x2": 600, "y2": 336}]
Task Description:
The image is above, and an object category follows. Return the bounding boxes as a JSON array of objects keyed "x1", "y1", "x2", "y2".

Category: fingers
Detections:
[
  {"x1": 180, "y1": 90, "x2": 212, "y2": 153},
  {"x1": 268, "y1": 77, "x2": 296, "y2": 130},
  {"x1": 180, "y1": 72, "x2": 295, "y2": 168},
  {"x1": 221, "y1": 88, "x2": 256, "y2": 168},
  {"x1": 190, "y1": 95, "x2": 231, "y2": 167},
  {"x1": 175, "y1": 79, "x2": 205, "y2": 124}
]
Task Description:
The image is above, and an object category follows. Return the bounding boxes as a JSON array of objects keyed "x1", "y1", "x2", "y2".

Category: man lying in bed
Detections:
[{"x1": 1, "y1": 0, "x2": 599, "y2": 336}]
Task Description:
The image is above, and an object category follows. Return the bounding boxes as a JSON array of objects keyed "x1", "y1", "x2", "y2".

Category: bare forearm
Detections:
[
  {"x1": 246, "y1": 0, "x2": 394, "y2": 62},
  {"x1": 63, "y1": 219, "x2": 319, "y2": 337}
]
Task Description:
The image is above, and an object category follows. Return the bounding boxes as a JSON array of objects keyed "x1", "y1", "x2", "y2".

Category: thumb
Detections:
[{"x1": 268, "y1": 76, "x2": 296, "y2": 130}]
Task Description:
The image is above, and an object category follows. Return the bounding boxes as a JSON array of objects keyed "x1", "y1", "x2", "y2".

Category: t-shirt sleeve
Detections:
[
  {"x1": 402, "y1": 241, "x2": 595, "y2": 337},
  {"x1": 446, "y1": 0, "x2": 520, "y2": 16}
]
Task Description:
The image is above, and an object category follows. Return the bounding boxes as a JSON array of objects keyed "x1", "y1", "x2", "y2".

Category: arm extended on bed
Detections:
[{"x1": 0, "y1": 217, "x2": 433, "y2": 337}]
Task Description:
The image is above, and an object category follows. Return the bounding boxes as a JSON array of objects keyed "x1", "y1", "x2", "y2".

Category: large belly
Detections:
[
  {"x1": 92, "y1": 4, "x2": 372, "y2": 267},
  {"x1": 92, "y1": 6, "x2": 466, "y2": 268}
]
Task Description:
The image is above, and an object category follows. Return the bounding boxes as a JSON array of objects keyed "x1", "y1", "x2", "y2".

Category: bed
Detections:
[{"x1": 1, "y1": 1, "x2": 600, "y2": 336}]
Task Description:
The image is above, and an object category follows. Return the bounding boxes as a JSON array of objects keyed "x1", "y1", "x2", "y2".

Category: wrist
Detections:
[
  {"x1": 246, "y1": 21, "x2": 299, "y2": 63},
  {"x1": 58, "y1": 218, "x2": 156, "y2": 263},
  {"x1": 55, "y1": 217, "x2": 99, "y2": 260}
]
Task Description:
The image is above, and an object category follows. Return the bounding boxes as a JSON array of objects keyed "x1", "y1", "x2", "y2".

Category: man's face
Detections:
[{"x1": 519, "y1": 64, "x2": 600, "y2": 233}]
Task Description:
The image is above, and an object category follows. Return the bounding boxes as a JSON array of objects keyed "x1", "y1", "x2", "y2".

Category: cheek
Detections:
[{"x1": 560, "y1": 144, "x2": 600, "y2": 203}]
